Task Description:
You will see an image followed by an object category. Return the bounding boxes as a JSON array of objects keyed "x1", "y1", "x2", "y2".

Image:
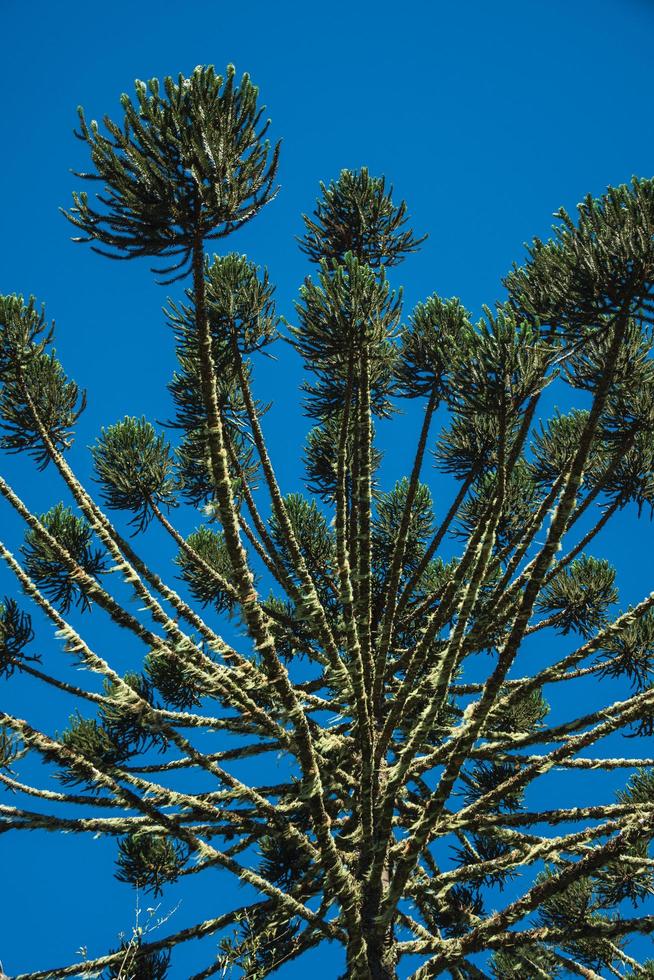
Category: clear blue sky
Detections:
[{"x1": 2, "y1": 0, "x2": 654, "y2": 975}]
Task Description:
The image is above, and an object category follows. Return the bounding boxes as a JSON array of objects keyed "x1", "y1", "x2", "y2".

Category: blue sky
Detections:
[{"x1": 2, "y1": 0, "x2": 654, "y2": 975}]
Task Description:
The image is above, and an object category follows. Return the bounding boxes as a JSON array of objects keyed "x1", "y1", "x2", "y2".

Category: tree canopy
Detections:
[{"x1": 2, "y1": 64, "x2": 654, "y2": 978}]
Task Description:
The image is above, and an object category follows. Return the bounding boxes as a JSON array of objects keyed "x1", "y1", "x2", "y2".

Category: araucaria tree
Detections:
[{"x1": 3, "y1": 65, "x2": 654, "y2": 980}]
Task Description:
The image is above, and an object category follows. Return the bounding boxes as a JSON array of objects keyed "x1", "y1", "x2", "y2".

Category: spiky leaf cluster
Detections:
[
  {"x1": 176, "y1": 525, "x2": 236, "y2": 612},
  {"x1": 433, "y1": 412, "x2": 501, "y2": 481},
  {"x1": 304, "y1": 413, "x2": 383, "y2": 501},
  {"x1": 487, "y1": 686, "x2": 549, "y2": 736},
  {"x1": 21, "y1": 505, "x2": 103, "y2": 606},
  {"x1": 65, "y1": 65, "x2": 279, "y2": 276},
  {"x1": 536, "y1": 871, "x2": 619, "y2": 970},
  {"x1": 100, "y1": 672, "x2": 165, "y2": 756},
  {"x1": 505, "y1": 177, "x2": 654, "y2": 334},
  {"x1": 530, "y1": 408, "x2": 601, "y2": 489},
  {"x1": 144, "y1": 646, "x2": 207, "y2": 709},
  {"x1": 299, "y1": 167, "x2": 424, "y2": 268},
  {"x1": 58, "y1": 714, "x2": 130, "y2": 790},
  {"x1": 165, "y1": 268, "x2": 264, "y2": 506},
  {"x1": 0, "y1": 294, "x2": 50, "y2": 377},
  {"x1": 455, "y1": 460, "x2": 544, "y2": 554},
  {"x1": 536, "y1": 555, "x2": 618, "y2": 637},
  {"x1": 566, "y1": 317, "x2": 654, "y2": 393},
  {"x1": 395, "y1": 295, "x2": 470, "y2": 399},
  {"x1": 594, "y1": 431, "x2": 654, "y2": 513},
  {"x1": 92, "y1": 417, "x2": 178, "y2": 529},
  {"x1": 461, "y1": 759, "x2": 525, "y2": 813},
  {"x1": 292, "y1": 253, "x2": 402, "y2": 419},
  {"x1": 597, "y1": 609, "x2": 654, "y2": 688},
  {"x1": 0, "y1": 726, "x2": 21, "y2": 772},
  {"x1": 427, "y1": 884, "x2": 485, "y2": 939},
  {"x1": 451, "y1": 831, "x2": 519, "y2": 890},
  {"x1": 102, "y1": 941, "x2": 171, "y2": 980},
  {"x1": 22, "y1": 503, "x2": 108, "y2": 612},
  {"x1": 0, "y1": 345, "x2": 85, "y2": 469},
  {"x1": 372, "y1": 479, "x2": 434, "y2": 582},
  {"x1": 116, "y1": 830, "x2": 189, "y2": 895},
  {"x1": 491, "y1": 942, "x2": 561, "y2": 978},
  {"x1": 0, "y1": 598, "x2": 35, "y2": 679},
  {"x1": 269, "y1": 493, "x2": 336, "y2": 603},
  {"x1": 447, "y1": 306, "x2": 554, "y2": 421},
  {"x1": 258, "y1": 831, "x2": 313, "y2": 889}
]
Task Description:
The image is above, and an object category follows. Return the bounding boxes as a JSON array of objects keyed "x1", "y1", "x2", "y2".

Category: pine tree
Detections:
[{"x1": 2, "y1": 64, "x2": 654, "y2": 978}]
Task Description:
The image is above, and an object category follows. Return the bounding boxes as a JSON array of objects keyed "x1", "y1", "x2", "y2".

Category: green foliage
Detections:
[
  {"x1": 204, "y1": 251, "x2": 279, "y2": 355},
  {"x1": 0, "y1": 346, "x2": 86, "y2": 469},
  {"x1": 536, "y1": 870, "x2": 619, "y2": 970},
  {"x1": 455, "y1": 459, "x2": 544, "y2": 553},
  {"x1": 427, "y1": 884, "x2": 484, "y2": 939},
  {"x1": 536, "y1": 555, "x2": 618, "y2": 637},
  {"x1": 176, "y1": 525, "x2": 236, "y2": 612},
  {"x1": 491, "y1": 942, "x2": 561, "y2": 978},
  {"x1": 372, "y1": 478, "x2": 434, "y2": 580},
  {"x1": 0, "y1": 597, "x2": 35, "y2": 679},
  {"x1": 102, "y1": 940, "x2": 171, "y2": 980},
  {"x1": 269, "y1": 493, "x2": 336, "y2": 602},
  {"x1": 595, "y1": 835, "x2": 654, "y2": 907},
  {"x1": 217, "y1": 908, "x2": 301, "y2": 979},
  {"x1": 597, "y1": 609, "x2": 654, "y2": 688},
  {"x1": 292, "y1": 253, "x2": 402, "y2": 419},
  {"x1": 448, "y1": 305, "x2": 554, "y2": 422},
  {"x1": 59, "y1": 714, "x2": 129, "y2": 790},
  {"x1": 395, "y1": 295, "x2": 471, "y2": 399},
  {"x1": 100, "y1": 672, "x2": 166, "y2": 756},
  {"x1": 461, "y1": 759, "x2": 525, "y2": 813},
  {"x1": 299, "y1": 167, "x2": 424, "y2": 268},
  {"x1": 65, "y1": 65, "x2": 279, "y2": 277},
  {"x1": 596, "y1": 431, "x2": 654, "y2": 513},
  {"x1": 116, "y1": 830, "x2": 188, "y2": 895},
  {"x1": 144, "y1": 647, "x2": 206, "y2": 709},
  {"x1": 165, "y1": 268, "x2": 263, "y2": 507},
  {"x1": 58, "y1": 675, "x2": 162, "y2": 789},
  {"x1": 488, "y1": 686, "x2": 549, "y2": 735},
  {"x1": 22, "y1": 502, "x2": 108, "y2": 612},
  {"x1": 530, "y1": 408, "x2": 599, "y2": 489},
  {"x1": 566, "y1": 318, "x2": 654, "y2": 394},
  {"x1": 505, "y1": 177, "x2": 654, "y2": 334},
  {"x1": 304, "y1": 413, "x2": 383, "y2": 501},
  {"x1": 626, "y1": 961, "x2": 654, "y2": 978},
  {"x1": 433, "y1": 412, "x2": 501, "y2": 482},
  {"x1": 263, "y1": 594, "x2": 312, "y2": 662},
  {"x1": 617, "y1": 767, "x2": 654, "y2": 806},
  {"x1": 6, "y1": 63, "x2": 654, "y2": 980},
  {"x1": 92, "y1": 417, "x2": 178, "y2": 530},
  {"x1": 452, "y1": 831, "x2": 519, "y2": 890},
  {"x1": 258, "y1": 831, "x2": 312, "y2": 888},
  {"x1": 0, "y1": 294, "x2": 50, "y2": 377}
]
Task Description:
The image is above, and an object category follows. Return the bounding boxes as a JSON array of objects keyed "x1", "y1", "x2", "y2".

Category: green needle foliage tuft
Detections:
[
  {"x1": 93, "y1": 417, "x2": 178, "y2": 530},
  {"x1": 536, "y1": 554, "x2": 619, "y2": 637},
  {"x1": 299, "y1": 166, "x2": 425, "y2": 268},
  {"x1": 175, "y1": 525, "x2": 236, "y2": 612},
  {"x1": 0, "y1": 347, "x2": 86, "y2": 469},
  {"x1": 116, "y1": 830, "x2": 189, "y2": 895},
  {"x1": 64, "y1": 65, "x2": 280, "y2": 278},
  {"x1": 22, "y1": 502, "x2": 108, "y2": 612},
  {"x1": 101, "y1": 941, "x2": 171, "y2": 980},
  {"x1": 0, "y1": 598, "x2": 35, "y2": 679},
  {"x1": 3, "y1": 64, "x2": 654, "y2": 980},
  {"x1": 58, "y1": 714, "x2": 130, "y2": 790}
]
